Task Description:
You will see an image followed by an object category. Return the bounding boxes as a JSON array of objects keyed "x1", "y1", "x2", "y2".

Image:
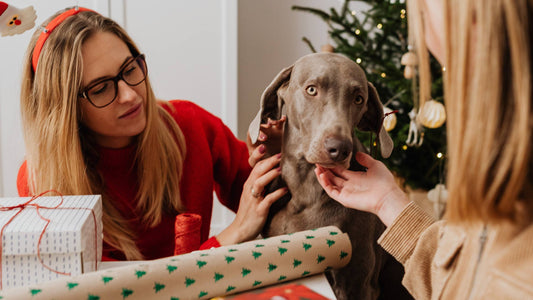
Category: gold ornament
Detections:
[
  {"x1": 382, "y1": 107, "x2": 397, "y2": 132},
  {"x1": 320, "y1": 44, "x2": 334, "y2": 53},
  {"x1": 418, "y1": 99, "x2": 446, "y2": 128},
  {"x1": 400, "y1": 51, "x2": 417, "y2": 79}
]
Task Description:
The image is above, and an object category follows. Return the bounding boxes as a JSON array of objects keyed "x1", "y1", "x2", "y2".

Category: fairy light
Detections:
[
  {"x1": 356, "y1": 58, "x2": 362, "y2": 64},
  {"x1": 377, "y1": 23, "x2": 383, "y2": 29},
  {"x1": 436, "y1": 152, "x2": 444, "y2": 159},
  {"x1": 355, "y1": 29, "x2": 361, "y2": 35},
  {"x1": 442, "y1": 66, "x2": 447, "y2": 72},
  {"x1": 380, "y1": 72, "x2": 387, "y2": 78},
  {"x1": 351, "y1": 10, "x2": 357, "y2": 16},
  {"x1": 400, "y1": 9, "x2": 406, "y2": 19},
  {"x1": 402, "y1": 145, "x2": 408, "y2": 150}
]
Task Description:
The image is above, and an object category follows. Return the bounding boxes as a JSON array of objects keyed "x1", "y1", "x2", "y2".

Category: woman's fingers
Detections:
[
  {"x1": 251, "y1": 153, "x2": 281, "y2": 175},
  {"x1": 354, "y1": 151, "x2": 376, "y2": 169},
  {"x1": 249, "y1": 154, "x2": 282, "y2": 198},
  {"x1": 251, "y1": 166, "x2": 281, "y2": 197},
  {"x1": 248, "y1": 144, "x2": 266, "y2": 167},
  {"x1": 259, "y1": 186, "x2": 288, "y2": 209}
]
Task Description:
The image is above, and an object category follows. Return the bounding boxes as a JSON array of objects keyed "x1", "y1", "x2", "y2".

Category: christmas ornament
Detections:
[
  {"x1": 320, "y1": 43, "x2": 334, "y2": 53},
  {"x1": 382, "y1": 107, "x2": 397, "y2": 132},
  {"x1": 427, "y1": 183, "x2": 448, "y2": 219},
  {"x1": 400, "y1": 50, "x2": 417, "y2": 79},
  {"x1": 0, "y1": 2, "x2": 37, "y2": 37},
  {"x1": 406, "y1": 108, "x2": 424, "y2": 147},
  {"x1": 418, "y1": 99, "x2": 446, "y2": 128}
]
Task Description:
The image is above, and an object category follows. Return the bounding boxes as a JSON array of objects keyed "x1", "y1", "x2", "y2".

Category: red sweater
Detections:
[{"x1": 17, "y1": 100, "x2": 252, "y2": 260}]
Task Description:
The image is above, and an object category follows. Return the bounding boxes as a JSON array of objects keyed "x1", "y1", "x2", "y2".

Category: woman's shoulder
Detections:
[
  {"x1": 160, "y1": 100, "x2": 213, "y2": 117},
  {"x1": 158, "y1": 99, "x2": 225, "y2": 135}
]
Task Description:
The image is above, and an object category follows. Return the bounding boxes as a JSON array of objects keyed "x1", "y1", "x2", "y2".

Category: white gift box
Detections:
[{"x1": 0, "y1": 195, "x2": 102, "y2": 289}]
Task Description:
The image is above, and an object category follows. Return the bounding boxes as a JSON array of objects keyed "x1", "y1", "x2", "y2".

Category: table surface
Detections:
[{"x1": 100, "y1": 261, "x2": 336, "y2": 299}]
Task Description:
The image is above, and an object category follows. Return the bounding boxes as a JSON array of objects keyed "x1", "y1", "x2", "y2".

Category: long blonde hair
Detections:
[
  {"x1": 408, "y1": 0, "x2": 532, "y2": 223},
  {"x1": 21, "y1": 9, "x2": 186, "y2": 259}
]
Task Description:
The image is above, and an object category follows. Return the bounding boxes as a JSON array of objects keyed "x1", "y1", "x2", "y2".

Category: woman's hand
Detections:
[
  {"x1": 314, "y1": 152, "x2": 410, "y2": 227},
  {"x1": 247, "y1": 116, "x2": 286, "y2": 167},
  {"x1": 217, "y1": 153, "x2": 287, "y2": 245}
]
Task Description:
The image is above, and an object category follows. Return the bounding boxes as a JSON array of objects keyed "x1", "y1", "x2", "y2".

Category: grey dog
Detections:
[{"x1": 249, "y1": 53, "x2": 412, "y2": 300}]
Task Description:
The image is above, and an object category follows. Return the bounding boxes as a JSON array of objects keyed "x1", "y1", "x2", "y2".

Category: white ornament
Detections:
[
  {"x1": 406, "y1": 108, "x2": 424, "y2": 147},
  {"x1": 427, "y1": 183, "x2": 448, "y2": 218},
  {"x1": 382, "y1": 107, "x2": 397, "y2": 132},
  {"x1": 418, "y1": 99, "x2": 446, "y2": 128},
  {"x1": 400, "y1": 51, "x2": 417, "y2": 79}
]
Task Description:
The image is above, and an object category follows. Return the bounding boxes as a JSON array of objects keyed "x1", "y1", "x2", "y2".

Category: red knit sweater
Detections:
[{"x1": 17, "y1": 100, "x2": 251, "y2": 260}]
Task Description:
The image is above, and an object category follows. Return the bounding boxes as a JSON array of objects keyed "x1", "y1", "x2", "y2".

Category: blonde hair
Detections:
[
  {"x1": 21, "y1": 9, "x2": 186, "y2": 259},
  {"x1": 408, "y1": 0, "x2": 532, "y2": 223}
]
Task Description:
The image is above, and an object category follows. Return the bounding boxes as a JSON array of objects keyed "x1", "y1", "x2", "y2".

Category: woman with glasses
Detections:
[{"x1": 17, "y1": 8, "x2": 286, "y2": 261}]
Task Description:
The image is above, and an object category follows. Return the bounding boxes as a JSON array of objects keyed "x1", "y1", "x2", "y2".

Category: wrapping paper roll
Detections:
[{"x1": 0, "y1": 226, "x2": 351, "y2": 300}]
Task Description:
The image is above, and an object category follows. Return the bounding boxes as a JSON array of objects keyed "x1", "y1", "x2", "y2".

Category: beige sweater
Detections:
[{"x1": 378, "y1": 202, "x2": 533, "y2": 300}]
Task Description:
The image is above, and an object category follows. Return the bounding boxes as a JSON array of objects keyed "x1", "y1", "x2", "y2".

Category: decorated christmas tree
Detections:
[{"x1": 293, "y1": 0, "x2": 446, "y2": 190}]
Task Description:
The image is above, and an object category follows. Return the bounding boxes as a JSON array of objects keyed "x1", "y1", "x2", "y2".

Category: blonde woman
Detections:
[
  {"x1": 17, "y1": 8, "x2": 286, "y2": 261},
  {"x1": 315, "y1": 0, "x2": 532, "y2": 298}
]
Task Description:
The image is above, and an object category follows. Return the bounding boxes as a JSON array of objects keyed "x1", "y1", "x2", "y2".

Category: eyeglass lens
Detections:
[{"x1": 86, "y1": 55, "x2": 146, "y2": 107}]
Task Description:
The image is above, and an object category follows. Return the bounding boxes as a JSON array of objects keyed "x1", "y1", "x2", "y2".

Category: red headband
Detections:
[{"x1": 32, "y1": 7, "x2": 94, "y2": 71}]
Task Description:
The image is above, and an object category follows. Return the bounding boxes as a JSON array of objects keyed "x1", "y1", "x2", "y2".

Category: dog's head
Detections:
[{"x1": 249, "y1": 52, "x2": 393, "y2": 168}]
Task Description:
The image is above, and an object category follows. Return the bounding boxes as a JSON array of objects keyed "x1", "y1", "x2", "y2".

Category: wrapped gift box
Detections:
[{"x1": 0, "y1": 195, "x2": 102, "y2": 289}]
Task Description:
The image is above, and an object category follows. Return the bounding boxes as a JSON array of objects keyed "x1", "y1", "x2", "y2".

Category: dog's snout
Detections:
[{"x1": 324, "y1": 137, "x2": 351, "y2": 162}]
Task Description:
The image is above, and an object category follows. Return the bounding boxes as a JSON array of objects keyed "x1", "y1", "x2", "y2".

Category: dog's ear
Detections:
[
  {"x1": 248, "y1": 65, "x2": 293, "y2": 144},
  {"x1": 356, "y1": 82, "x2": 394, "y2": 158}
]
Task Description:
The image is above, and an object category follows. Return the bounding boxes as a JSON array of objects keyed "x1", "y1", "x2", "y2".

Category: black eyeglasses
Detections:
[{"x1": 79, "y1": 54, "x2": 147, "y2": 108}]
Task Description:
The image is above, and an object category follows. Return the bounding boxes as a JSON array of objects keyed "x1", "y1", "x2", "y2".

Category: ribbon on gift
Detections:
[
  {"x1": 0, "y1": 226, "x2": 351, "y2": 299},
  {"x1": 0, "y1": 190, "x2": 99, "y2": 289}
]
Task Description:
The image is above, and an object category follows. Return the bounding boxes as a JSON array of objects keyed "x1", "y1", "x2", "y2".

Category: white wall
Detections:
[{"x1": 237, "y1": 0, "x2": 358, "y2": 139}]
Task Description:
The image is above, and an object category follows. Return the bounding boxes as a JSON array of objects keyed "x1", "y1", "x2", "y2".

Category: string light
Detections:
[
  {"x1": 442, "y1": 66, "x2": 446, "y2": 72},
  {"x1": 351, "y1": 10, "x2": 357, "y2": 16},
  {"x1": 356, "y1": 58, "x2": 362, "y2": 64},
  {"x1": 376, "y1": 23, "x2": 383, "y2": 29},
  {"x1": 436, "y1": 152, "x2": 444, "y2": 159},
  {"x1": 402, "y1": 145, "x2": 408, "y2": 150},
  {"x1": 355, "y1": 29, "x2": 361, "y2": 35},
  {"x1": 380, "y1": 72, "x2": 387, "y2": 78},
  {"x1": 400, "y1": 9, "x2": 406, "y2": 19}
]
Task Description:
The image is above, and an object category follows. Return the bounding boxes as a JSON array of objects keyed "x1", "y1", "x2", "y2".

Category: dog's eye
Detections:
[
  {"x1": 306, "y1": 86, "x2": 318, "y2": 96},
  {"x1": 354, "y1": 95, "x2": 364, "y2": 104}
]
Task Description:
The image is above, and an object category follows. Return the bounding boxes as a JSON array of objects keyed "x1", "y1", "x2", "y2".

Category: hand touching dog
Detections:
[{"x1": 315, "y1": 152, "x2": 410, "y2": 227}]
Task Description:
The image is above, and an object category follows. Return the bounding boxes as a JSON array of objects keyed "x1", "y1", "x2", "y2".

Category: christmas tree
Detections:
[{"x1": 293, "y1": 0, "x2": 446, "y2": 190}]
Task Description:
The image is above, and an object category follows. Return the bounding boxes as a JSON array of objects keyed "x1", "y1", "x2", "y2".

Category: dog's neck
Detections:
[{"x1": 279, "y1": 123, "x2": 326, "y2": 205}]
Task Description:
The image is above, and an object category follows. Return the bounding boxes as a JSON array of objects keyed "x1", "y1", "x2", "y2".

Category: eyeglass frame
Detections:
[{"x1": 78, "y1": 54, "x2": 147, "y2": 108}]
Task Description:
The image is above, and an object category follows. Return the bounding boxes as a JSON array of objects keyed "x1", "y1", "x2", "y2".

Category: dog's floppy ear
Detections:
[
  {"x1": 248, "y1": 65, "x2": 293, "y2": 144},
  {"x1": 357, "y1": 82, "x2": 394, "y2": 158}
]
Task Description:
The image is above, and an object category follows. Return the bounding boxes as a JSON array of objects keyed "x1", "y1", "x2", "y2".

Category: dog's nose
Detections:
[{"x1": 324, "y1": 137, "x2": 351, "y2": 162}]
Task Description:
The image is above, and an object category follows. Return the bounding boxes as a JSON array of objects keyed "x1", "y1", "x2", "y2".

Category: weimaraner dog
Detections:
[{"x1": 249, "y1": 53, "x2": 412, "y2": 300}]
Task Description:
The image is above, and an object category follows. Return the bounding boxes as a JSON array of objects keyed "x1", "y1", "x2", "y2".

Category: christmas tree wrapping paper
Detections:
[
  {"x1": 0, "y1": 195, "x2": 103, "y2": 289},
  {"x1": 0, "y1": 226, "x2": 351, "y2": 300}
]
